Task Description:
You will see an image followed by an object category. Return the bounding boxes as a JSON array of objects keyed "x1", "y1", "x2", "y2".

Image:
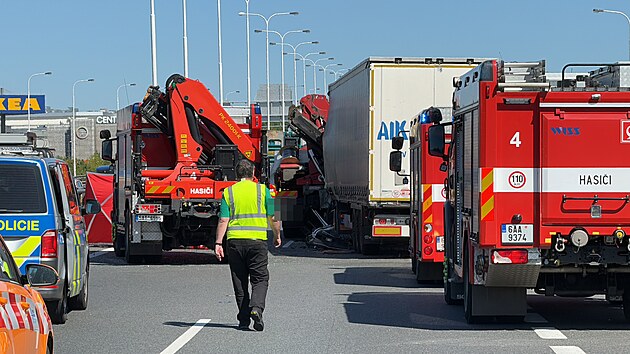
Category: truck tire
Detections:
[
  {"x1": 623, "y1": 290, "x2": 630, "y2": 321},
  {"x1": 68, "y1": 262, "x2": 88, "y2": 311},
  {"x1": 444, "y1": 260, "x2": 462, "y2": 305},
  {"x1": 48, "y1": 284, "x2": 68, "y2": 324},
  {"x1": 463, "y1": 250, "x2": 479, "y2": 323},
  {"x1": 113, "y1": 228, "x2": 125, "y2": 257}
]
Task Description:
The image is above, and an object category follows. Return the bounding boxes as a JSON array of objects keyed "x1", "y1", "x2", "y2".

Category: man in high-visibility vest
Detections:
[{"x1": 215, "y1": 159, "x2": 281, "y2": 331}]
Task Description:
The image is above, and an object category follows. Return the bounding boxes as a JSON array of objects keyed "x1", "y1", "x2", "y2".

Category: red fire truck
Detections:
[
  {"x1": 429, "y1": 60, "x2": 630, "y2": 322},
  {"x1": 100, "y1": 74, "x2": 266, "y2": 263},
  {"x1": 390, "y1": 109, "x2": 448, "y2": 282}
]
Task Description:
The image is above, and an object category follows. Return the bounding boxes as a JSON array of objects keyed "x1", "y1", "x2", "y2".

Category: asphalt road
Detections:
[{"x1": 52, "y1": 241, "x2": 630, "y2": 354}]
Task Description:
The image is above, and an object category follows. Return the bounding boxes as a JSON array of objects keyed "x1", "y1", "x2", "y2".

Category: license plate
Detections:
[
  {"x1": 135, "y1": 214, "x2": 163, "y2": 222},
  {"x1": 501, "y1": 224, "x2": 533, "y2": 245},
  {"x1": 436, "y1": 236, "x2": 444, "y2": 251}
]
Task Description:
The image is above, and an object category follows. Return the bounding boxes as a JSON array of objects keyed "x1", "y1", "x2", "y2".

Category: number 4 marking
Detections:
[{"x1": 510, "y1": 132, "x2": 522, "y2": 148}]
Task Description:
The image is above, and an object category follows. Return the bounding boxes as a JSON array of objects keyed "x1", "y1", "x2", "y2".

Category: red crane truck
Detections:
[
  {"x1": 100, "y1": 74, "x2": 266, "y2": 263},
  {"x1": 429, "y1": 60, "x2": 630, "y2": 322},
  {"x1": 390, "y1": 109, "x2": 449, "y2": 281}
]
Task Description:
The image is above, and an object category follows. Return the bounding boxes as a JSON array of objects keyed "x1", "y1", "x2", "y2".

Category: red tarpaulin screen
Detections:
[{"x1": 84, "y1": 172, "x2": 114, "y2": 244}]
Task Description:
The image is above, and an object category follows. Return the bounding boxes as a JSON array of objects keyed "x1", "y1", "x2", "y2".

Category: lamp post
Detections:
[
  {"x1": 318, "y1": 63, "x2": 342, "y2": 92},
  {"x1": 593, "y1": 8, "x2": 630, "y2": 60},
  {"x1": 150, "y1": 0, "x2": 158, "y2": 86},
  {"x1": 182, "y1": 0, "x2": 189, "y2": 77},
  {"x1": 117, "y1": 83, "x2": 137, "y2": 110},
  {"x1": 311, "y1": 57, "x2": 334, "y2": 93},
  {"x1": 217, "y1": 0, "x2": 224, "y2": 104},
  {"x1": 225, "y1": 90, "x2": 241, "y2": 105},
  {"x1": 240, "y1": 11, "x2": 298, "y2": 129},
  {"x1": 257, "y1": 29, "x2": 309, "y2": 132},
  {"x1": 275, "y1": 41, "x2": 318, "y2": 104},
  {"x1": 27, "y1": 71, "x2": 52, "y2": 132},
  {"x1": 244, "y1": 0, "x2": 251, "y2": 106},
  {"x1": 295, "y1": 51, "x2": 326, "y2": 96},
  {"x1": 72, "y1": 78, "x2": 95, "y2": 176}
]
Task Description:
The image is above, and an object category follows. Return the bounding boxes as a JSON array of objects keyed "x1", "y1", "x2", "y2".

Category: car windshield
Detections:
[{"x1": 0, "y1": 164, "x2": 47, "y2": 214}]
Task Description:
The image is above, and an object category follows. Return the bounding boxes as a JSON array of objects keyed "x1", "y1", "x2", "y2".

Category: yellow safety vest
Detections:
[{"x1": 225, "y1": 180, "x2": 268, "y2": 240}]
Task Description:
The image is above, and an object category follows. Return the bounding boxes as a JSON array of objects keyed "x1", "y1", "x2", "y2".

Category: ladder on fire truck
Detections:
[{"x1": 497, "y1": 60, "x2": 550, "y2": 91}]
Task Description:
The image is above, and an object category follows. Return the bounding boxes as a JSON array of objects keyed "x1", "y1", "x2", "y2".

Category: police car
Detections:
[{"x1": 0, "y1": 156, "x2": 99, "y2": 324}]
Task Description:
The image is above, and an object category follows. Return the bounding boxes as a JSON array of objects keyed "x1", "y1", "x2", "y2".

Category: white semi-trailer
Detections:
[{"x1": 324, "y1": 57, "x2": 483, "y2": 254}]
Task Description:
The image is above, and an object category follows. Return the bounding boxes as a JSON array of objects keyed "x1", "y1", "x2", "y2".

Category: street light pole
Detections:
[
  {"x1": 72, "y1": 78, "x2": 95, "y2": 176},
  {"x1": 244, "y1": 0, "x2": 251, "y2": 106},
  {"x1": 593, "y1": 8, "x2": 630, "y2": 60},
  {"x1": 182, "y1": 0, "x2": 189, "y2": 77},
  {"x1": 261, "y1": 29, "x2": 309, "y2": 132},
  {"x1": 150, "y1": 0, "x2": 158, "y2": 86},
  {"x1": 242, "y1": 11, "x2": 298, "y2": 130},
  {"x1": 117, "y1": 83, "x2": 137, "y2": 110},
  {"x1": 225, "y1": 90, "x2": 241, "y2": 105},
  {"x1": 27, "y1": 71, "x2": 52, "y2": 132},
  {"x1": 312, "y1": 57, "x2": 334, "y2": 93},
  {"x1": 217, "y1": 0, "x2": 224, "y2": 104},
  {"x1": 277, "y1": 41, "x2": 318, "y2": 104},
  {"x1": 318, "y1": 63, "x2": 342, "y2": 93},
  {"x1": 302, "y1": 52, "x2": 325, "y2": 96}
]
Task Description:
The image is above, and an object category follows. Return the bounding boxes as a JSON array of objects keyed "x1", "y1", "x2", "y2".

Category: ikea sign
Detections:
[{"x1": 0, "y1": 95, "x2": 45, "y2": 115}]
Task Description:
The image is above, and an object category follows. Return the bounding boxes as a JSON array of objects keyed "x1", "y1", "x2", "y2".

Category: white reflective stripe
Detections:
[
  {"x1": 493, "y1": 168, "x2": 536, "y2": 193},
  {"x1": 28, "y1": 298, "x2": 39, "y2": 334},
  {"x1": 3, "y1": 292, "x2": 18, "y2": 330},
  {"x1": 432, "y1": 184, "x2": 446, "y2": 203},
  {"x1": 227, "y1": 187, "x2": 235, "y2": 217},
  {"x1": 491, "y1": 168, "x2": 630, "y2": 193},
  {"x1": 228, "y1": 226, "x2": 268, "y2": 231},
  {"x1": 37, "y1": 303, "x2": 49, "y2": 335},
  {"x1": 16, "y1": 294, "x2": 30, "y2": 330},
  {"x1": 540, "y1": 102, "x2": 630, "y2": 108},
  {"x1": 0, "y1": 306, "x2": 10, "y2": 330},
  {"x1": 256, "y1": 184, "x2": 262, "y2": 214}
]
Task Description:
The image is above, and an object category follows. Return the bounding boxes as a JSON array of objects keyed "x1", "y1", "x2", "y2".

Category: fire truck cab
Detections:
[{"x1": 430, "y1": 60, "x2": 630, "y2": 322}]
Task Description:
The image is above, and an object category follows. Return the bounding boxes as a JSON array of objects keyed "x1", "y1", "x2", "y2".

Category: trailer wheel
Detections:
[{"x1": 622, "y1": 290, "x2": 630, "y2": 321}]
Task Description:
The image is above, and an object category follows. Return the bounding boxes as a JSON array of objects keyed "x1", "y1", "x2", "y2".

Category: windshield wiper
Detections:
[{"x1": 0, "y1": 208, "x2": 24, "y2": 212}]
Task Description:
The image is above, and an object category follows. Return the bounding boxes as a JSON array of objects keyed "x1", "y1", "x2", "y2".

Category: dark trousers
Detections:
[{"x1": 227, "y1": 239, "x2": 270, "y2": 324}]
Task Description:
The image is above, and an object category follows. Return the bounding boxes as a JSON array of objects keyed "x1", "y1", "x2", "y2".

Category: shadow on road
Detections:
[
  {"x1": 333, "y1": 266, "x2": 426, "y2": 289},
  {"x1": 90, "y1": 249, "x2": 226, "y2": 267},
  {"x1": 343, "y1": 291, "x2": 630, "y2": 331},
  {"x1": 163, "y1": 321, "x2": 239, "y2": 330}
]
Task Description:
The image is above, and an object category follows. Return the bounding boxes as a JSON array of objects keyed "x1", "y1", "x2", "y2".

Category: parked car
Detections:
[
  {"x1": 0, "y1": 233, "x2": 58, "y2": 353},
  {"x1": 0, "y1": 157, "x2": 100, "y2": 324}
]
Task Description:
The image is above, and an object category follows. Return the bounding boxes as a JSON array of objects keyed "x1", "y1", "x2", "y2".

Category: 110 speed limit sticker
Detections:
[{"x1": 508, "y1": 171, "x2": 526, "y2": 189}]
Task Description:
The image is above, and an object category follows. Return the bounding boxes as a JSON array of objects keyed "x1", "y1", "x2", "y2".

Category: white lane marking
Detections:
[
  {"x1": 90, "y1": 247, "x2": 114, "y2": 259},
  {"x1": 534, "y1": 328, "x2": 567, "y2": 340},
  {"x1": 161, "y1": 319, "x2": 211, "y2": 354},
  {"x1": 283, "y1": 240, "x2": 294, "y2": 248},
  {"x1": 550, "y1": 346, "x2": 586, "y2": 354}
]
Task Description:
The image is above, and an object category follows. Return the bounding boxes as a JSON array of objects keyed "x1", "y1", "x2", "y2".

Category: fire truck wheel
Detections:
[
  {"x1": 48, "y1": 283, "x2": 68, "y2": 324},
  {"x1": 113, "y1": 229, "x2": 126, "y2": 257},
  {"x1": 622, "y1": 290, "x2": 630, "y2": 321},
  {"x1": 444, "y1": 262, "x2": 462, "y2": 305},
  {"x1": 463, "y1": 250, "x2": 479, "y2": 324}
]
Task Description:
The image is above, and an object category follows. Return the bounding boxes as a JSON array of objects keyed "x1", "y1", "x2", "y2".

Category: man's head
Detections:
[{"x1": 236, "y1": 159, "x2": 255, "y2": 179}]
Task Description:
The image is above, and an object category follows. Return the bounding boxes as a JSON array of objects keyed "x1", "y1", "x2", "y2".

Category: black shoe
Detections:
[
  {"x1": 238, "y1": 322, "x2": 250, "y2": 331},
  {"x1": 250, "y1": 310, "x2": 264, "y2": 331}
]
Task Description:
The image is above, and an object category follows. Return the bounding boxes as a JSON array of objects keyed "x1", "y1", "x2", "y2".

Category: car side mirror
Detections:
[
  {"x1": 391, "y1": 136, "x2": 404, "y2": 150},
  {"x1": 83, "y1": 199, "x2": 101, "y2": 215},
  {"x1": 24, "y1": 264, "x2": 59, "y2": 287},
  {"x1": 389, "y1": 151, "x2": 402, "y2": 172},
  {"x1": 428, "y1": 125, "x2": 446, "y2": 158},
  {"x1": 102, "y1": 140, "x2": 114, "y2": 162}
]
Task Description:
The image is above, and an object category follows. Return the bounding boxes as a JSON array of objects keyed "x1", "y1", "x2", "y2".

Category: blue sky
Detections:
[{"x1": 0, "y1": 0, "x2": 626, "y2": 110}]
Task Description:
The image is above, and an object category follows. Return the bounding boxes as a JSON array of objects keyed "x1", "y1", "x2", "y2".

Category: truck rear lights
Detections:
[
  {"x1": 491, "y1": 249, "x2": 528, "y2": 264},
  {"x1": 423, "y1": 246, "x2": 433, "y2": 256},
  {"x1": 377, "y1": 219, "x2": 386, "y2": 225},
  {"x1": 423, "y1": 235, "x2": 433, "y2": 244},
  {"x1": 41, "y1": 230, "x2": 58, "y2": 258},
  {"x1": 424, "y1": 223, "x2": 433, "y2": 233},
  {"x1": 570, "y1": 229, "x2": 589, "y2": 247},
  {"x1": 136, "y1": 204, "x2": 162, "y2": 214}
]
